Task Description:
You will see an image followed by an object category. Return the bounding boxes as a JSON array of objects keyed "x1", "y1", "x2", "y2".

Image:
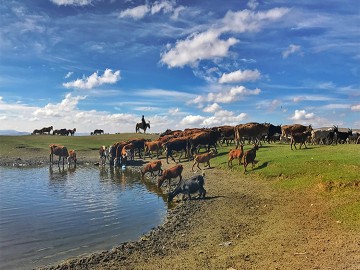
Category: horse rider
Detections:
[{"x1": 141, "y1": 115, "x2": 146, "y2": 129}]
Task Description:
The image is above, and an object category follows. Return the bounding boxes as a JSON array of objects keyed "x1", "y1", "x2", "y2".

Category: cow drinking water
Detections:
[{"x1": 167, "y1": 174, "x2": 206, "y2": 202}]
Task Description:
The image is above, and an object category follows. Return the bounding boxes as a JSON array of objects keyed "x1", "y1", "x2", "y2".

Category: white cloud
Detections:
[
  {"x1": 161, "y1": 7, "x2": 289, "y2": 68},
  {"x1": 119, "y1": 1, "x2": 180, "y2": 20},
  {"x1": 192, "y1": 86, "x2": 261, "y2": 104},
  {"x1": 119, "y1": 5, "x2": 149, "y2": 20},
  {"x1": 65, "y1": 71, "x2": 73, "y2": 79},
  {"x1": 351, "y1": 104, "x2": 360, "y2": 111},
  {"x1": 282, "y1": 44, "x2": 302, "y2": 58},
  {"x1": 63, "y1": 69, "x2": 121, "y2": 90},
  {"x1": 291, "y1": 109, "x2": 315, "y2": 121},
  {"x1": 247, "y1": 0, "x2": 259, "y2": 10},
  {"x1": 219, "y1": 69, "x2": 261, "y2": 84},
  {"x1": 161, "y1": 30, "x2": 238, "y2": 68},
  {"x1": 180, "y1": 115, "x2": 206, "y2": 126},
  {"x1": 50, "y1": 0, "x2": 93, "y2": 6},
  {"x1": 203, "y1": 103, "x2": 221, "y2": 113}
]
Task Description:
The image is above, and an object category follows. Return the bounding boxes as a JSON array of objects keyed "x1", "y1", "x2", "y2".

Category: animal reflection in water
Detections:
[
  {"x1": 49, "y1": 165, "x2": 77, "y2": 180},
  {"x1": 99, "y1": 166, "x2": 128, "y2": 188}
]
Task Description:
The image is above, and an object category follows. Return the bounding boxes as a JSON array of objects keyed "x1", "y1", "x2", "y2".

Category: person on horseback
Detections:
[{"x1": 141, "y1": 115, "x2": 146, "y2": 129}]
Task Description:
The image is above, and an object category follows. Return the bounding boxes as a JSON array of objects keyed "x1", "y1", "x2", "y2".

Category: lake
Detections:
[{"x1": 0, "y1": 165, "x2": 168, "y2": 270}]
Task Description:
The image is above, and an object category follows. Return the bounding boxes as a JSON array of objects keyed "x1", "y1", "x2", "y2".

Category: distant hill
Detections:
[{"x1": 0, "y1": 130, "x2": 30, "y2": 135}]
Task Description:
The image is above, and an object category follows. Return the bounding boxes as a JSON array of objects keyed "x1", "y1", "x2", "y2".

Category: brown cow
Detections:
[
  {"x1": 228, "y1": 144, "x2": 244, "y2": 167},
  {"x1": 281, "y1": 124, "x2": 312, "y2": 142},
  {"x1": 141, "y1": 160, "x2": 163, "y2": 177},
  {"x1": 234, "y1": 123, "x2": 269, "y2": 148},
  {"x1": 67, "y1": 150, "x2": 77, "y2": 166},
  {"x1": 144, "y1": 140, "x2": 162, "y2": 159},
  {"x1": 49, "y1": 144, "x2": 69, "y2": 167},
  {"x1": 157, "y1": 164, "x2": 183, "y2": 188},
  {"x1": 243, "y1": 144, "x2": 259, "y2": 174}
]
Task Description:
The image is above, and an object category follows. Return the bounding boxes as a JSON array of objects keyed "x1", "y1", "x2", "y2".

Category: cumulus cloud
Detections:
[
  {"x1": 351, "y1": 104, "x2": 360, "y2": 111},
  {"x1": 161, "y1": 30, "x2": 238, "y2": 68},
  {"x1": 219, "y1": 69, "x2": 261, "y2": 84},
  {"x1": 63, "y1": 69, "x2": 121, "y2": 90},
  {"x1": 282, "y1": 44, "x2": 302, "y2": 58},
  {"x1": 192, "y1": 86, "x2": 261, "y2": 105},
  {"x1": 203, "y1": 103, "x2": 221, "y2": 113},
  {"x1": 180, "y1": 115, "x2": 206, "y2": 126},
  {"x1": 290, "y1": 109, "x2": 315, "y2": 121},
  {"x1": 161, "y1": 7, "x2": 289, "y2": 68},
  {"x1": 50, "y1": 0, "x2": 93, "y2": 6}
]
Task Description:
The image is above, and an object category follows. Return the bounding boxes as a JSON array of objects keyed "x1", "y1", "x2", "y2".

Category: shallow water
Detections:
[{"x1": 0, "y1": 166, "x2": 168, "y2": 270}]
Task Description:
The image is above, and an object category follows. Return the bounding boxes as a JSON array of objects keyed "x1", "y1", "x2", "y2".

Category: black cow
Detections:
[
  {"x1": 167, "y1": 174, "x2": 206, "y2": 202},
  {"x1": 164, "y1": 137, "x2": 190, "y2": 164},
  {"x1": 337, "y1": 129, "x2": 352, "y2": 144}
]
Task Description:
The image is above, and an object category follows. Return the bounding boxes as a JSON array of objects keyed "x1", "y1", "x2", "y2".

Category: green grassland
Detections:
[{"x1": 1, "y1": 134, "x2": 359, "y2": 228}]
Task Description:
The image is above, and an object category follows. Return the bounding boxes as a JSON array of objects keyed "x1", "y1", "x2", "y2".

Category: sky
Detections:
[{"x1": 0, "y1": 0, "x2": 359, "y2": 134}]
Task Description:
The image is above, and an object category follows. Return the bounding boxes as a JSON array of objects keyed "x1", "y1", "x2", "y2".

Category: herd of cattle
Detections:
[{"x1": 47, "y1": 122, "x2": 359, "y2": 201}]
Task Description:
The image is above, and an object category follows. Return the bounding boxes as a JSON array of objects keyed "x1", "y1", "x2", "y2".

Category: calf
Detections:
[
  {"x1": 99, "y1": 146, "x2": 108, "y2": 166},
  {"x1": 141, "y1": 160, "x2": 163, "y2": 177},
  {"x1": 67, "y1": 150, "x2": 77, "y2": 167},
  {"x1": 167, "y1": 174, "x2": 206, "y2": 202},
  {"x1": 192, "y1": 149, "x2": 217, "y2": 171},
  {"x1": 228, "y1": 145, "x2": 244, "y2": 167},
  {"x1": 243, "y1": 144, "x2": 259, "y2": 174},
  {"x1": 290, "y1": 131, "x2": 312, "y2": 150},
  {"x1": 157, "y1": 164, "x2": 183, "y2": 188}
]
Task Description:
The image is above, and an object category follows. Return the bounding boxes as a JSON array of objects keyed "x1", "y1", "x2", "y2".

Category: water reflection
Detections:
[{"x1": 0, "y1": 166, "x2": 168, "y2": 270}]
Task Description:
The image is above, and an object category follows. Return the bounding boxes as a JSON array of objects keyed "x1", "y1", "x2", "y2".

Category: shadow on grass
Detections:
[{"x1": 253, "y1": 161, "x2": 269, "y2": 171}]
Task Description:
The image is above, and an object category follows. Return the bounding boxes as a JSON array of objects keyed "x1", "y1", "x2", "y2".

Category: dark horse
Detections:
[{"x1": 135, "y1": 121, "x2": 150, "y2": 133}]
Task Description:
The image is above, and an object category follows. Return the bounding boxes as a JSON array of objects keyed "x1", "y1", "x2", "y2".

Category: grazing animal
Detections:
[
  {"x1": 68, "y1": 128, "x2": 76, "y2": 136},
  {"x1": 188, "y1": 129, "x2": 222, "y2": 154},
  {"x1": 167, "y1": 174, "x2": 206, "y2": 202},
  {"x1": 234, "y1": 122, "x2": 269, "y2": 148},
  {"x1": 141, "y1": 160, "x2": 163, "y2": 177},
  {"x1": 192, "y1": 149, "x2": 217, "y2": 171},
  {"x1": 144, "y1": 140, "x2": 162, "y2": 159},
  {"x1": 91, "y1": 129, "x2": 104, "y2": 135},
  {"x1": 157, "y1": 164, "x2": 183, "y2": 188},
  {"x1": 32, "y1": 129, "x2": 43, "y2": 135},
  {"x1": 281, "y1": 124, "x2": 312, "y2": 143},
  {"x1": 243, "y1": 144, "x2": 259, "y2": 174},
  {"x1": 135, "y1": 121, "x2": 150, "y2": 133},
  {"x1": 99, "y1": 146, "x2": 108, "y2": 166},
  {"x1": 336, "y1": 129, "x2": 352, "y2": 144},
  {"x1": 164, "y1": 137, "x2": 190, "y2": 164},
  {"x1": 290, "y1": 130, "x2": 312, "y2": 150},
  {"x1": 228, "y1": 145, "x2": 244, "y2": 167},
  {"x1": 67, "y1": 150, "x2": 77, "y2": 166},
  {"x1": 41, "y1": 126, "x2": 53, "y2": 135},
  {"x1": 49, "y1": 144, "x2": 70, "y2": 167}
]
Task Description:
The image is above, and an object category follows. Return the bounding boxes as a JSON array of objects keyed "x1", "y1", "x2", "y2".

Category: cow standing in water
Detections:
[{"x1": 49, "y1": 144, "x2": 76, "y2": 167}]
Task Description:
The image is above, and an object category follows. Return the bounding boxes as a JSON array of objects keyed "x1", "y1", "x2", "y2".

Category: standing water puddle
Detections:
[{"x1": 0, "y1": 165, "x2": 168, "y2": 270}]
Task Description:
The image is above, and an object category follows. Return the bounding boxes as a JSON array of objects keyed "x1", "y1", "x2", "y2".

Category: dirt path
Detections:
[{"x1": 1, "y1": 153, "x2": 359, "y2": 269}]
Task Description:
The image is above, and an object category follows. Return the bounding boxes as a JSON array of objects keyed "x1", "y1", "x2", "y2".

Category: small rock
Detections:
[{"x1": 219, "y1": 241, "x2": 232, "y2": 246}]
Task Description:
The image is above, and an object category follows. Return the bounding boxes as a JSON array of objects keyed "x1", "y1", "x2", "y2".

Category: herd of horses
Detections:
[{"x1": 33, "y1": 121, "x2": 150, "y2": 137}]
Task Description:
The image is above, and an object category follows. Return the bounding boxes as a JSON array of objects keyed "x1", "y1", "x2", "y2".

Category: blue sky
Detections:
[{"x1": 0, "y1": 0, "x2": 359, "y2": 134}]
